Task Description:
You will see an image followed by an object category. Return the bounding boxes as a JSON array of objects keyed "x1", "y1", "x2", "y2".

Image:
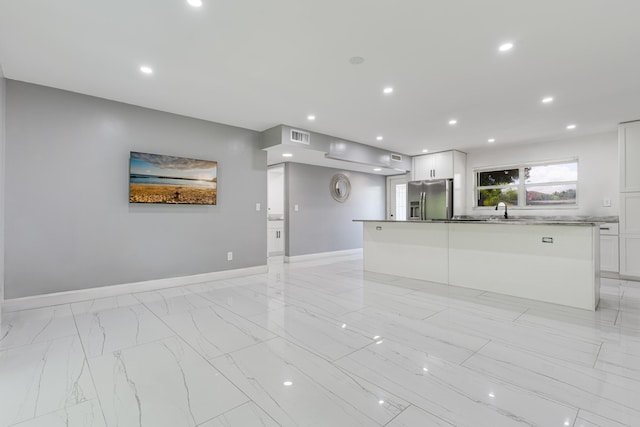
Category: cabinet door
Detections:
[
  {"x1": 432, "y1": 151, "x2": 453, "y2": 179},
  {"x1": 413, "y1": 152, "x2": 454, "y2": 180},
  {"x1": 413, "y1": 155, "x2": 432, "y2": 181},
  {"x1": 268, "y1": 226, "x2": 285, "y2": 256},
  {"x1": 620, "y1": 234, "x2": 640, "y2": 278},
  {"x1": 621, "y1": 193, "x2": 640, "y2": 234},
  {"x1": 600, "y1": 235, "x2": 619, "y2": 272},
  {"x1": 275, "y1": 227, "x2": 285, "y2": 253},
  {"x1": 620, "y1": 122, "x2": 640, "y2": 192}
]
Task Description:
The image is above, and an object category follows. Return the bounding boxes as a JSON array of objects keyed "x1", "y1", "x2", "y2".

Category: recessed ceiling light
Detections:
[
  {"x1": 383, "y1": 87, "x2": 394, "y2": 94},
  {"x1": 187, "y1": 0, "x2": 203, "y2": 6},
  {"x1": 376, "y1": 136, "x2": 383, "y2": 141},
  {"x1": 541, "y1": 96, "x2": 554, "y2": 104},
  {"x1": 422, "y1": 149, "x2": 429, "y2": 153},
  {"x1": 283, "y1": 381, "x2": 293, "y2": 386},
  {"x1": 488, "y1": 138, "x2": 496, "y2": 143},
  {"x1": 498, "y1": 42, "x2": 514, "y2": 52},
  {"x1": 139, "y1": 66, "x2": 153, "y2": 74},
  {"x1": 378, "y1": 400, "x2": 385, "y2": 405},
  {"x1": 282, "y1": 153, "x2": 293, "y2": 158},
  {"x1": 373, "y1": 168, "x2": 382, "y2": 172},
  {"x1": 566, "y1": 124, "x2": 577, "y2": 130},
  {"x1": 448, "y1": 119, "x2": 458, "y2": 125},
  {"x1": 349, "y1": 56, "x2": 365, "y2": 65},
  {"x1": 307, "y1": 115, "x2": 316, "y2": 121}
]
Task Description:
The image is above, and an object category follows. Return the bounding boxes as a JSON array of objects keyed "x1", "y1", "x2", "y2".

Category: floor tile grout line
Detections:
[
  {"x1": 70, "y1": 307, "x2": 109, "y2": 427},
  {"x1": 332, "y1": 356, "x2": 454, "y2": 426},
  {"x1": 0, "y1": 330, "x2": 80, "y2": 353},
  {"x1": 512, "y1": 307, "x2": 530, "y2": 323},
  {"x1": 137, "y1": 295, "x2": 264, "y2": 411},
  {"x1": 193, "y1": 400, "x2": 280, "y2": 427},
  {"x1": 74, "y1": 305, "x2": 178, "y2": 359},
  {"x1": 459, "y1": 339, "x2": 493, "y2": 367},
  {"x1": 593, "y1": 342, "x2": 604, "y2": 368}
]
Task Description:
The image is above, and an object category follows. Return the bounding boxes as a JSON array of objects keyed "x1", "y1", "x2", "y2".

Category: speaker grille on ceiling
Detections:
[{"x1": 290, "y1": 129, "x2": 311, "y2": 144}]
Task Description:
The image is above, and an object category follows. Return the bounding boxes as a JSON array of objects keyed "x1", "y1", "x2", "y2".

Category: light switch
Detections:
[
  {"x1": 294, "y1": 204, "x2": 299, "y2": 212},
  {"x1": 256, "y1": 203, "x2": 261, "y2": 211}
]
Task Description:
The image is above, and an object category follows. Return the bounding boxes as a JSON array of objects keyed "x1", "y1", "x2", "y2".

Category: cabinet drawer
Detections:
[
  {"x1": 599, "y1": 223, "x2": 619, "y2": 235},
  {"x1": 268, "y1": 220, "x2": 284, "y2": 230}
]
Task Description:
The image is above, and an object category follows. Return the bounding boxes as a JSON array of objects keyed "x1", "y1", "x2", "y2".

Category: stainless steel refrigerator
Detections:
[{"x1": 407, "y1": 179, "x2": 453, "y2": 220}]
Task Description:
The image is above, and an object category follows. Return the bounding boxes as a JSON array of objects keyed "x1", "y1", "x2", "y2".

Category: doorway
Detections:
[
  {"x1": 386, "y1": 175, "x2": 408, "y2": 220},
  {"x1": 267, "y1": 165, "x2": 285, "y2": 257}
]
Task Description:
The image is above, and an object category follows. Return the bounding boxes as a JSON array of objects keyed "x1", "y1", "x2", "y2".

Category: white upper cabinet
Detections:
[
  {"x1": 413, "y1": 151, "x2": 457, "y2": 181},
  {"x1": 412, "y1": 150, "x2": 467, "y2": 215},
  {"x1": 619, "y1": 121, "x2": 640, "y2": 192}
]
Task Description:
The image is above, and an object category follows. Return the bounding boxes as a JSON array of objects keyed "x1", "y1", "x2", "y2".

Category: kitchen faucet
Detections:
[{"x1": 495, "y1": 201, "x2": 508, "y2": 219}]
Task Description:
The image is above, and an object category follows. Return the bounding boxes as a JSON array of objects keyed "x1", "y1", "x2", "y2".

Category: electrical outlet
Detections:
[
  {"x1": 603, "y1": 198, "x2": 612, "y2": 207},
  {"x1": 227, "y1": 251, "x2": 233, "y2": 261}
]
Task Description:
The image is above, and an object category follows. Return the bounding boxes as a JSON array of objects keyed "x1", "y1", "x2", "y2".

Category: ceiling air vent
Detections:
[
  {"x1": 290, "y1": 129, "x2": 311, "y2": 145},
  {"x1": 391, "y1": 153, "x2": 403, "y2": 161}
]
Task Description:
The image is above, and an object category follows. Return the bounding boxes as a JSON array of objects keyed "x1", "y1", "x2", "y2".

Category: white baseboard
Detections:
[
  {"x1": 285, "y1": 248, "x2": 362, "y2": 263},
  {"x1": 2, "y1": 265, "x2": 268, "y2": 313}
]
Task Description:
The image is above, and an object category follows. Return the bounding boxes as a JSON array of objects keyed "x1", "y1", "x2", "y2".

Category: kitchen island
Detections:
[{"x1": 356, "y1": 219, "x2": 601, "y2": 310}]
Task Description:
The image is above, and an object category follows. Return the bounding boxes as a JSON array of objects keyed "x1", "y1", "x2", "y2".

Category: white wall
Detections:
[{"x1": 465, "y1": 131, "x2": 619, "y2": 217}]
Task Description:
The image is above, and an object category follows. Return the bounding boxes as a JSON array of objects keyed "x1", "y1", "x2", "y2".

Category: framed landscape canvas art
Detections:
[{"x1": 129, "y1": 152, "x2": 217, "y2": 205}]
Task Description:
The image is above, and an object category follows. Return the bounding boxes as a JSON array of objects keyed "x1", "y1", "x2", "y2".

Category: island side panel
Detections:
[
  {"x1": 448, "y1": 223, "x2": 599, "y2": 310},
  {"x1": 363, "y1": 222, "x2": 449, "y2": 284}
]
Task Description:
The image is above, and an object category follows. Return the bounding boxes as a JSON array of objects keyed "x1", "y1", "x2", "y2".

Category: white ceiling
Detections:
[{"x1": 1, "y1": 0, "x2": 639, "y2": 156}]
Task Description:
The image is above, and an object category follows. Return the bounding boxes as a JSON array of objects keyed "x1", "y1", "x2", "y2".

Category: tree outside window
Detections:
[{"x1": 475, "y1": 161, "x2": 578, "y2": 208}]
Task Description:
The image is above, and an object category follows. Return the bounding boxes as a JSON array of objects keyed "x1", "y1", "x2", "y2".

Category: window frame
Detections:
[{"x1": 473, "y1": 158, "x2": 579, "y2": 210}]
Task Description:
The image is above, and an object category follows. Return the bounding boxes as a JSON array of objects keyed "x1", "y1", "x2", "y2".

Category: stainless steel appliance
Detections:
[{"x1": 407, "y1": 179, "x2": 453, "y2": 220}]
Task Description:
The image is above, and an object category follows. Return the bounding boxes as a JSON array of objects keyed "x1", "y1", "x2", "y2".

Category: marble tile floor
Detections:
[{"x1": 1, "y1": 254, "x2": 640, "y2": 426}]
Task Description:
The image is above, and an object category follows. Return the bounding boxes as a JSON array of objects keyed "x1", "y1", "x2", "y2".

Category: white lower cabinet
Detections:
[
  {"x1": 619, "y1": 193, "x2": 640, "y2": 278},
  {"x1": 267, "y1": 221, "x2": 284, "y2": 256},
  {"x1": 599, "y1": 223, "x2": 619, "y2": 273},
  {"x1": 620, "y1": 234, "x2": 640, "y2": 278},
  {"x1": 362, "y1": 221, "x2": 600, "y2": 310},
  {"x1": 600, "y1": 235, "x2": 619, "y2": 272}
]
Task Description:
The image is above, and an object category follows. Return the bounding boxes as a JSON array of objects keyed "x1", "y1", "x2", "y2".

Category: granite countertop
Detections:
[{"x1": 353, "y1": 215, "x2": 618, "y2": 226}]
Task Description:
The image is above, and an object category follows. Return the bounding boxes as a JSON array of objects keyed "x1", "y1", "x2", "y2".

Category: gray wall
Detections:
[
  {"x1": 286, "y1": 163, "x2": 385, "y2": 256},
  {"x1": 5, "y1": 81, "x2": 267, "y2": 299}
]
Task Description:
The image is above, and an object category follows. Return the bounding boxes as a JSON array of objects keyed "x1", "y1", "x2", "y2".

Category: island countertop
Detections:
[{"x1": 354, "y1": 215, "x2": 617, "y2": 226}]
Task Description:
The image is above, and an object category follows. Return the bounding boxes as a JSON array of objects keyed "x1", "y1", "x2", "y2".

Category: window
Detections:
[{"x1": 475, "y1": 160, "x2": 578, "y2": 208}]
